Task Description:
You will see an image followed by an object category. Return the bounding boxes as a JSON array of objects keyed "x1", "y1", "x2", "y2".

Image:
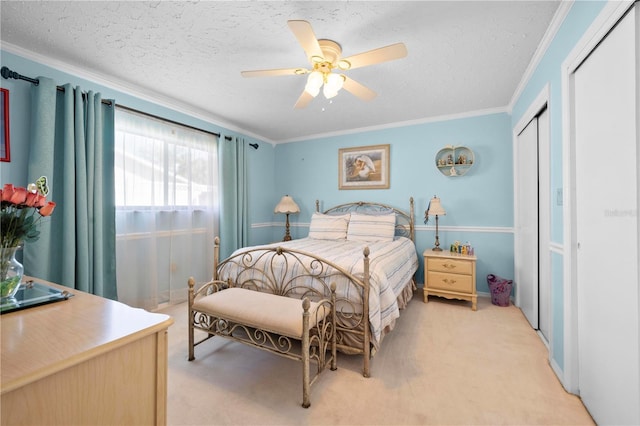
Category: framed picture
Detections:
[
  {"x1": 0, "y1": 88, "x2": 9, "y2": 162},
  {"x1": 338, "y1": 144, "x2": 390, "y2": 190}
]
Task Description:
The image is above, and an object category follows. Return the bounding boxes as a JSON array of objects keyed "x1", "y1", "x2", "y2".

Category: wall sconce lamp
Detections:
[
  {"x1": 425, "y1": 195, "x2": 446, "y2": 251},
  {"x1": 274, "y1": 195, "x2": 300, "y2": 241}
]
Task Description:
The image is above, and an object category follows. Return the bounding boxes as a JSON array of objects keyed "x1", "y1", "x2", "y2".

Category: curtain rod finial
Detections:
[
  {"x1": 1, "y1": 66, "x2": 40, "y2": 85},
  {"x1": 1, "y1": 66, "x2": 14, "y2": 80}
]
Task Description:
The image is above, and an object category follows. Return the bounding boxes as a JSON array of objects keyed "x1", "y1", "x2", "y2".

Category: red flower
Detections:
[
  {"x1": 8, "y1": 187, "x2": 28, "y2": 205},
  {"x1": 1, "y1": 177, "x2": 55, "y2": 248},
  {"x1": 39, "y1": 202, "x2": 56, "y2": 217},
  {"x1": 1, "y1": 184, "x2": 15, "y2": 202},
  {"x1": 24, "y1": 192, "x2": 40, "y2": 207},
  {"x1": 34, "y1": 194, "x2": 46, "y2": 208}
]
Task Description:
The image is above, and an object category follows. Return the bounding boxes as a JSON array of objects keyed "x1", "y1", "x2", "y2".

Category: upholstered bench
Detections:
[{"x1": 188, "y1": 279, "x2": 337, "y2": 408}]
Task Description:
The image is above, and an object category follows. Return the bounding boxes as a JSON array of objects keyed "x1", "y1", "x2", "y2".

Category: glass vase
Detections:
[{"x1": 0, "y1": 246, "x2": 24, "y2": 300}]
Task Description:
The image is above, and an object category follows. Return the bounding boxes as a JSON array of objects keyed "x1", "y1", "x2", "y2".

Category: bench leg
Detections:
[
  {"x1": 302, "y1": 333, "x2": 310, "y2": 408},
  {"x1": 363, "y1": 357, "x2": 370, "y2": 378},
  {"x1": 330, "y1": 287, "x2": 337, "y2": 371},
  {"x1": 188, "y1": 312, "x2": 195, "y2": 361},
  {"x1": 363, "y1": 314, "x2": 370, "y2": 377},
  {"x1": 301, "y1": 298, "x2": 311, "y2": 408},
  {"x1": 188, "y1": 277, "x2": 195, "y2": 361}
]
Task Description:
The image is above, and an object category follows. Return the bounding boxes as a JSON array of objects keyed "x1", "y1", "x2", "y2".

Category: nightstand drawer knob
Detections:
[
  {"x1": 443, "y1": 263, "x2": 457, "y2": 270},
  {"x1": 443, "y1": 278, "x2": 457, "y2": 285}
]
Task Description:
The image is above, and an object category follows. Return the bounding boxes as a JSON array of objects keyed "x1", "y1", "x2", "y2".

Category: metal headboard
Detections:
[{"x1": 315, "y1": 197, "x2": 415, "y2": 242}]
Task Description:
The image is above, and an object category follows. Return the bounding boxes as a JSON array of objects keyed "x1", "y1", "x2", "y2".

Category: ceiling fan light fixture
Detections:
[
  {"x1": 306, "y1": 86, "x2": 321, "y2": 97},
  {"x1": 323, "y1": 73, "x2": 344, "y2": 99},
  {"x1": 323, "y1": 86, "x2": 338, "y2": 99},
  {"x1": 327, "y1": 72, "x2": 344, "y2": 89},
  {"x1": 305, "y1": 71, "x2": 323, "y2": 97},
  {"x1": 241, "y1": 20, "x2": 402, "y2": 108}
]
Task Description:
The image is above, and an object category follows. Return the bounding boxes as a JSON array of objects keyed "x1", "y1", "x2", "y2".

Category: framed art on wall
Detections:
[
  {"x1": 0, "y1": 88, "x2": 9, "y2": 162},
  {"x1": 338, "y1": 144, "x2": 390, "y2": 189}
]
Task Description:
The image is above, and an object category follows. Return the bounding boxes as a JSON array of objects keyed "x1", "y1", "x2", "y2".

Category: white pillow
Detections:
[
  {"x1": 346, "y1": 212, "x2": 396, "y2": 242},
  {"x1": 308, "y1": 213, "x2": 350, "y2": 240}
]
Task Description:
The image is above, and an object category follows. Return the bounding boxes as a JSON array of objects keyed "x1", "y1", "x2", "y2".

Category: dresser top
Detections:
[
  {"x1": 1, "y1": 276, "x2": 174, "y2": 394},
  {"x1": 423, "y1": 248, "x2": 476, "y2": 260}
]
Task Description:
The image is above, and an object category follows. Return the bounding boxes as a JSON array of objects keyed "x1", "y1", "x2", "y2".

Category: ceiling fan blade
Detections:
[
  {"x1": 341, "y1": 43, "x2": 408, "y2": 70},
  {"x1": 342, "y1": 76, "x2": 377, "y2": 101},
  {"x1": 294, "y1": 90, "x2": 314, "y2": 109},
  {"x1": 287, "y1": 20, "x2": 323, "y2": 62},
  {"x1": 241, "y1": 68, "x2": 307, "y2": 78}
]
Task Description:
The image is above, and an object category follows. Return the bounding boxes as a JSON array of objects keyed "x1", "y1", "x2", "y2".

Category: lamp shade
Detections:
[
  {"x1": 305, "y1": 71, "x2": 323, "y2": 97},
  {"x1": 274, "y1": 195, "x2": 300, "y2": 214},
  {"x1": 427, "y1": 196, "x2": 446, "y2": 216},
  {"x1": 323, "y1": 73, "x2": 344, "y2": 99}
]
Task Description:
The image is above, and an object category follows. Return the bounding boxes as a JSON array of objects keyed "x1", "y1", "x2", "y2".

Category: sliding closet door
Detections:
[
  {"x1": 537, "y1": 107, "x2": 550, "y2": 343},
  {"x1": 515, "y1": 117, "x2": 539, "y2": 329},
  {"x1": 574, "y1": 6, "x2": 639, "y2": 424}
]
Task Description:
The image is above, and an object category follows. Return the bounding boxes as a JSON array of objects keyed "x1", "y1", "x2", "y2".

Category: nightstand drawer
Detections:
[
  {"x1": 427, "y1": 258, "x2": 473, "y2": 275},
  {"x1": 427, "y1": 271, "x2": 473, "y2": 293}
]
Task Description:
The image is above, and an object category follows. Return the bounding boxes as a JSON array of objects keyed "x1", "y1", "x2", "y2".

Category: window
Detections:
[{"x1": 114, "y1": 107, "x2": 219, "y2": 310}]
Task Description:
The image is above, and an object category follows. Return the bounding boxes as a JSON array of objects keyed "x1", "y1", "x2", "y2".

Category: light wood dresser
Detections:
[
  {"x1": 423, "y1": 249, "x2": 477, "y2": 311},
  {"x1": 1, "y1": 277, "x2": 174, "y2": 425}
]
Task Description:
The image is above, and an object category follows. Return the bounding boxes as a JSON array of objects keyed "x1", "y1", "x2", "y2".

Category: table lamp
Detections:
[
  {"x1": 425, "y1": 196, "x2": 446, "y2": 251},
  {"x1": 274, "y1": 195, "x2": 300, "y2": 241}
]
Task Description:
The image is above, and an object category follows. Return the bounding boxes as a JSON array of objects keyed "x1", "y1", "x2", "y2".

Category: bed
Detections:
[{"x1": 206, "y1": 198, "x2": 419, "y2": 377}]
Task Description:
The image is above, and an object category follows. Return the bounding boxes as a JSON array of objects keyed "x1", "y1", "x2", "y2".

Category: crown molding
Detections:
[
  {"x1": 1, "y1": 42, "x2": 273, "y2": 144},
  {"x1": 2, "y1": 41, "x2": 513, "y2": 146},
  {"x1": 277, "y1": 106, "x2": 509, "y2": 144}
]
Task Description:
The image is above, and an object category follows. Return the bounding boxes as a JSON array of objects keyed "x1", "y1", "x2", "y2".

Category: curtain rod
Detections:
[
  {"x1": 2, "y1": 65, "x2": 113, "y2": 106},
  {"x1": 0, "y1": 66, "x2": 243, "y2": 143},
  {"x1": 116, "y1": 104, "x2": 230, "y2": 141}
]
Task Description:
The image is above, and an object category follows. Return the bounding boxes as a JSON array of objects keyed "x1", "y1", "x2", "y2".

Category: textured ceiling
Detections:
[{"x1": 0, "y1": 1, "x2": 560, "y2": 143}]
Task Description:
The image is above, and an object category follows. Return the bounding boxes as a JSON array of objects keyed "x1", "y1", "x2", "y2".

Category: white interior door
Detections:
[
  {"x1": 516, "y1": 117, "x2": 539, "y2": 329},
  {"x1": 574, "y1": 7, "x2": 639, "y2": 424}
]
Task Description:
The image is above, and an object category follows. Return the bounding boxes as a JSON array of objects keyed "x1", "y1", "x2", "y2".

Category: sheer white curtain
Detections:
[{"x1": 114, "y1": 107, "x2": 218, "y2": 310}]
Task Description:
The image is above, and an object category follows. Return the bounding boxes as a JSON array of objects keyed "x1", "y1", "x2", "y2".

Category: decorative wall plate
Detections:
[{"x1": 435, "y1": 145, "x2": 475, "y2": 177}]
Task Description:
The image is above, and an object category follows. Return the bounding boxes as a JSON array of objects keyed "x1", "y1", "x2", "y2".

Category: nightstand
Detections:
[{"x1": 423, "y1": 249, "x2": 477, "y2": 311}]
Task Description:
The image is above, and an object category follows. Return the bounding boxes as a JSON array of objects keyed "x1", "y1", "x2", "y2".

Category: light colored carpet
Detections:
[{"x1": 159, "y1": 292, "x2": 594, "y2": 425}]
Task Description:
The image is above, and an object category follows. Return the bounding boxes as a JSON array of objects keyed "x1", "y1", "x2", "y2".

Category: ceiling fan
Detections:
[{"x1": 241, "y1": 20, "x2": 408, "y2": 108}]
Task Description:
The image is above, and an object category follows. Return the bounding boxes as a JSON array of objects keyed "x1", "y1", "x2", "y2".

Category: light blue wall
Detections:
[
  {"x1": 510, "y1": 0, "x2": 607, "y2": 378},
  {"x1": 275, "y1": 112, "x2": 515, "y2": 293},
  {"x1": 0, "y1": 50, "x2": 275, "y2": 245}
]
